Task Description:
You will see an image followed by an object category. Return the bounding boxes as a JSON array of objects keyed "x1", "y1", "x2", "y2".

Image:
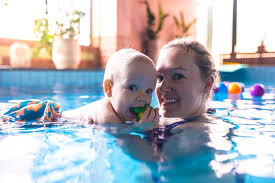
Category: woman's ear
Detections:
[
  {"x1": 204, "y1": 76, "x2": 214, "y2": 94},
  {"x1": 104, "y1": 80, "x2": 112, "y2": 97}
]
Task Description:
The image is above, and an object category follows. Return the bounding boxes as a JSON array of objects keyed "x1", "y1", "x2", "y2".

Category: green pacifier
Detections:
[{"x1": 131, "y1": 104, "x2": 151, "y2": 120}]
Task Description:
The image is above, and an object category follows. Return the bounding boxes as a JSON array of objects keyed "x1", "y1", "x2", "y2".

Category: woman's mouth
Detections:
[{"x1": 161, "y1": 97, "x2": 179, "y2": 105}]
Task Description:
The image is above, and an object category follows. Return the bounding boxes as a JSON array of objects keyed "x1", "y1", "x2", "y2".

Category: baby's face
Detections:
[{"x1": 110, "y1": 59, "x2": 157, "y2": 121}]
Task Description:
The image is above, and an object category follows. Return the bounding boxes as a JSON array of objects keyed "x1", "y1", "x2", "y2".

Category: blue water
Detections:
[{"x1": 0, "y1": 81, "x2": 275, "y2": 183}]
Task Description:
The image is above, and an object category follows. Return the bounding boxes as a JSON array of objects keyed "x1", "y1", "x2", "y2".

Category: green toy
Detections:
[{"x1": 131, "y1": 104, "x2": 151, "y2": 120}]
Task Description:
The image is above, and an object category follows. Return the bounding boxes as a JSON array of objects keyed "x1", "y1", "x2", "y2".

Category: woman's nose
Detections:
[{"x1": 159, "y1": 79, "x2": 173, "y2": 94}]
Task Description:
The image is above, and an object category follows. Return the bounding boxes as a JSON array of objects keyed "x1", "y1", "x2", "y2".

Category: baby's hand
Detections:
[
  {"x1": 51, "y1": 112, "x2": 62, "y2": 122},
  {"x1": 139, "y1": 107, "x2": 159, "y2": 123}
]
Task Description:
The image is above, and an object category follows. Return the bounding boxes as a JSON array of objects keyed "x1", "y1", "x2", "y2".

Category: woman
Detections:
[
  {"x1": 119, "y1": 38, "x2": 235, "y2": 182},
  {"x1": 143, "y1": 38, "x2": 222, "y2": 148}
]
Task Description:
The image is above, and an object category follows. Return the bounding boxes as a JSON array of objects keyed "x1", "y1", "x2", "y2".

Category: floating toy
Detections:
[
  {"x1": 1, "y1": 99, "x2": 61, "y2": 123},
  {"x1": 223, "y1": 81, "x2": 230, "y2": 87},
  {"x1": 238, "y1": 82, "x2": 245, "y2": 92},
  {"x1": 213, "y1": 85, "x2": 219, "y2": 94},
  {"x1": 228, "y1": 82, "x2": 242, "y2": 95},
  {"x1": 250, "y1": 84, "x2": 265, "y2": 97},
  {"x1": 131, "y1": 104, "x2": 151, "y2": 120},
  {"x1": 217, "y1": 82, "x2": 228, "y2": 94}
]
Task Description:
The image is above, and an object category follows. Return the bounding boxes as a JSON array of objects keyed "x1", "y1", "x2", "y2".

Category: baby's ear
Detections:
[{"x1": 104, "y1": 79, "x2": 112, "y2": 97}]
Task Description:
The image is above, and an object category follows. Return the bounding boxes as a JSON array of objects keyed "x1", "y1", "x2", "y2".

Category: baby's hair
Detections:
[
  {"x1": 104, "y1": 48, "x2": 155, "y2": 82},
  {"x1": 161, "y1": 38, "x2": 220, "y2": 99}
]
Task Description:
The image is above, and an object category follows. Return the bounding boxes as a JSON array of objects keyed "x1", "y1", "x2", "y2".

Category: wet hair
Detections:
[
  {"x1": 161, "y1": 37, "x2": 220, "y2": 98},
  {"x1": 104, "y1": 48, "x2": 155, "y2": 82}
]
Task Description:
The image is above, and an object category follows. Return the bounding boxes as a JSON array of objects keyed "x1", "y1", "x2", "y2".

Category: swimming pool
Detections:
[{"x1": 0, "y1": 69, "x2": 274, "y2": 183}]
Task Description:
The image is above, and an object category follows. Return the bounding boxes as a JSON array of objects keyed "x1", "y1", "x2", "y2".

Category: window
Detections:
[
  {"x1": 196, "y1": 0, "x2": 275, "y2": 64},
  {"x1": 0, "y1": 0, "x2": 90, "y2": 45}
]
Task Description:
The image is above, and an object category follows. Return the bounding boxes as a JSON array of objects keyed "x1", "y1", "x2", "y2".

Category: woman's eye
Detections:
[
  {"x1": 157, "y1": 74, "x2": 164, "y2": 82},
  {"x1": 172, "y1": 73, "x2": 184, "y2": 80},
  {"x1": 128, "y1": 84, "x2": 137, "y2": 91},
  {"x1": 146, "y1": 89, "x2": 153, "y2": 94}
]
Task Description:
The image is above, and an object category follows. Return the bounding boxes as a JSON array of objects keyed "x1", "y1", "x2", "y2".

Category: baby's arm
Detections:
[{"x1": 61, "y1": 103, "x2": 94, "y2": 123}]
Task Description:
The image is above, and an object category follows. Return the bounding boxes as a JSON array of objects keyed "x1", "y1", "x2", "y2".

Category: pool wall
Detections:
[
  {"x1": 219, "y1": 66, "x2": 275, "y2": 84},
  {"x1": 0, "y1": 69, "x2": 104, "y2": 87},
  {"x1": 0, "y1": 66, "x2": 274, "y2": 87}
]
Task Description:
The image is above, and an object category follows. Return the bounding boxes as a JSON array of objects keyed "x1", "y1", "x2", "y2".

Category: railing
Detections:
[{"x1": 220, "y1": 42, "x2": 275, "y2": 65}]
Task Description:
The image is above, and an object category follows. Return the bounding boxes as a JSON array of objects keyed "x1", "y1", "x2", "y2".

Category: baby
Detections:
[{"x1": 62, "y1": 48, "x2": 159, "y2": 124}]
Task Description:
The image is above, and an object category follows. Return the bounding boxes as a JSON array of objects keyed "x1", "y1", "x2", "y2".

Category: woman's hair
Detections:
[{"x1": 161, "y1": 37, "x2": 220, "y2": 98}]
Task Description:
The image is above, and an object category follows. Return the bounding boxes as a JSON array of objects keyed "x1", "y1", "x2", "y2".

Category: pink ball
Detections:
[
  {"x1": 237, "y1": 82, "x2": 245, "y2": 92},
  {"x1": 213, "y1": 84, "x2": 219, "y2": 94},
  {"x1": 250, "y1": 84, "x2": 265, "y2": 97},
  {"x1": 223, "y1": 81, "x2": 230, "y2": 87}
]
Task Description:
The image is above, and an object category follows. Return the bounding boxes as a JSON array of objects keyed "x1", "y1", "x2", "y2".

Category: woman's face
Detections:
[{"x1": 156, "y1": 47, "x2": 206, "y2": 118}]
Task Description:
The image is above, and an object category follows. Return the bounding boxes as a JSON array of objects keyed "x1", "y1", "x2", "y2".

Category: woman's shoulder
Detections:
[{"x1": 160, "y1": 114, "x2": 233, "y2": 131}]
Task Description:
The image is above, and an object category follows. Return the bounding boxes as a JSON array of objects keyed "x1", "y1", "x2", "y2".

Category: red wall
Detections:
[
  {"x1": 94, "y1": 0, "x2": 197, "y2": 65},
  {"x1": 119, "y1": 0, "x2": 197, "y2": 53}
]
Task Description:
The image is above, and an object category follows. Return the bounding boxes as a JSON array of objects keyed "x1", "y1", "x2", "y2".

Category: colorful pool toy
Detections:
[
  {"x1": 228, "y1": 82, "x2": 242, "y2": 95},
  {"x1": 238, "y1": 82, "x2": 245, "y2": 92},
  {"x1": 131, "y1": 104, "x2": 151, "y2": 120},
  {"x1": 250, "y1": 84, "x2": 265, "y2": 97},
  {"x1": 1, "y1": 99, "x2": 61, "y2": 123},
  {"x1": 217, "y1": 82, "x2": 228, "y2": 94}
]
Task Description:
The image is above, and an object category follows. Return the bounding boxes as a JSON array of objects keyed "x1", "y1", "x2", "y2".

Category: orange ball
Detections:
[{"x1": 228, "y1": 82, "x2": 242, "y2": 95}]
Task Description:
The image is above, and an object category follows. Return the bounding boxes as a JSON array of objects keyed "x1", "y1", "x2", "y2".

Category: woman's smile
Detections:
[{"x1": 161, "y1": 96, "x2": 179, "y2": 105}]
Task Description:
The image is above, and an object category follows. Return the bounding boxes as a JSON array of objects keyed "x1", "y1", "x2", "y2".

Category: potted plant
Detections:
[
  {"x1": 173, "y1": 11, "x2": 196, "y2": 38},
  {"x1": 52, "y1": 10, "x2": 85, "y2": 69},
  {"x1": 141, "y1": 0, "x2": 168, "y2": 62},
  {"x1": 33, "y1": 10, "x2": 85, "y2": 69},
  {"x1": 33, "y1": 18, "x2": 53, "y2": 59}
]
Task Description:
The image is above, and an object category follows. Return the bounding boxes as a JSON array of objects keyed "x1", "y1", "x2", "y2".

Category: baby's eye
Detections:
[
  {"x1": 157, "y1": 74, "x2": 164, "y2": 82},
  {"x1": 128, "y1": 84, "x2": 137, "y2": 91},
  {"x1": 172, "y1": 73, "x2": 184, "y2": 80},
  {"x1": 146, "y1": 88, "x2": 153, "y2": 94}
]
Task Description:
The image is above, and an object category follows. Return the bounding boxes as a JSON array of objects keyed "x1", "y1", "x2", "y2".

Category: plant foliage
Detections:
[
  {"x1": 33, "y1": 18, "x2": 54, "y2": 58},
  {"x1": 33, "y1": 10, "x2": 85, "y2": 58},
  {"x1": 141, "y1": 0, "x2": 169, "y2": 40},
  {"x1": 173, "y1": 11, "x2": 196, "y2": 38}
]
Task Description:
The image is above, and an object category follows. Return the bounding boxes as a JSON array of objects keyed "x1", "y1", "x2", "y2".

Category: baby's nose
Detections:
[
  {"x1": 136, "y1": 96, "x2": 145, "y2": 102},
  {"x1": 136, "y1": 94, "x2": 147, "y2": 103}
]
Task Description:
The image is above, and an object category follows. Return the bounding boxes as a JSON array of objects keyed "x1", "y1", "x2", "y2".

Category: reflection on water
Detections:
[{"x1": 0, "y1": 85, "x2": 274, "y2": 182}]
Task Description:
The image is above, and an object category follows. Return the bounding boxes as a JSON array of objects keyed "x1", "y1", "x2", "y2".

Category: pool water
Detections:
[{"x1": 0, "y1": 81, "x2": 275, "y2": 183}]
